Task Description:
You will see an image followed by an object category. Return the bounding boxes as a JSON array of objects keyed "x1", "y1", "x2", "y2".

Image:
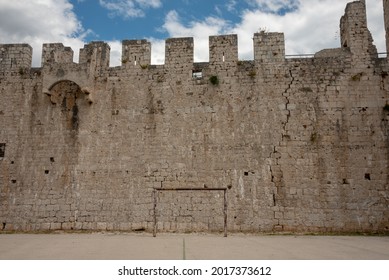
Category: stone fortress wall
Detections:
[{"x1": 0, "y1": 0, "x2": 388, "y2": 233}]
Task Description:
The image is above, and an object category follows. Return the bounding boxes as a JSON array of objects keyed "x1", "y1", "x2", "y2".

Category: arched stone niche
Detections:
[{"x1": 48, "y1": 80, "x2": 91, "y2": 131}]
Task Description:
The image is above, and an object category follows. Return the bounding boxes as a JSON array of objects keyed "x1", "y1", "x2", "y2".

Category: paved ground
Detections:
[{"x1": 0, "y1": 232, "x2": 388, "y2": 260}]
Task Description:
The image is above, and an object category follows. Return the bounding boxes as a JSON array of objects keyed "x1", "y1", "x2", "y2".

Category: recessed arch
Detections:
[
  {"x1": 48, "y1": 79, "x2": 81, "y2": 91},
  {"x1": 48, "y1": 80, "x2": 84, "y2": 131}
]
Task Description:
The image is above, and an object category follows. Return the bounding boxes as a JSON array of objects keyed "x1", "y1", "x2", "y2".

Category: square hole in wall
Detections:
[
  {"x1": 192, "y1": 70, "x2": 203, "y2": 79},
  {"x1": 0, "y1": 143, "x2": 5, "y2": 158}
]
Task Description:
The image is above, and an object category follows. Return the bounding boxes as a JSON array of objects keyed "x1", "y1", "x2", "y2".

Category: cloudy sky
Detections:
[{"x1": 0, "y1": 0, "x2": 385, "y2": 66}]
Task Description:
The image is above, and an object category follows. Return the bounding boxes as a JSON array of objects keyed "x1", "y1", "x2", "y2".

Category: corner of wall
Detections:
[
  {"x1": 339, "y1": 0, "x2": 377, "y2": 63},
  {"x1": 0, "y1": 44, "x2": 32, "y2": 73}
]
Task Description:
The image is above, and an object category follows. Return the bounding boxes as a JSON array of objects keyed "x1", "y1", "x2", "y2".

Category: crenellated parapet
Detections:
[
  {"x1": 253, "y1": 32, "x2": 285, "y2": 63},
  {"x1": 340, "y1": 0, "x2": 377, "y2": 64},
  {"x1": 42, "y1": 43, "x2": 74, "y2": 66},
  {"x1": 40, "y1": 42, "x2": 109, "y2": 97},
  {"x1": 79, "y1": 41, "x2": 110, "y2": 70},
  {"x1": 165, "y1": 37, "x2": 194, "y2": 73},
  {"x1": 209, "y1": 34, "x2": 238, "y2": 67},
  {"x1": 0, "y1": 0, "x2": 384, "y2": 77},
  {"x1": 0, "y1": 44, "x2": 32, "y2": 73},
  {"x1": 122, "y1": 39, "x2": 151, "y2": 68}
]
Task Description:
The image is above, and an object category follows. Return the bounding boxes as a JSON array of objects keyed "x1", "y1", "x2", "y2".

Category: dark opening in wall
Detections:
[
  {"x1": 50, "y1": 157, "x2": 55, "y2": 162},
  {"x1": 192, "y1": 70, "x2": 203, "y2": 79},
  {"x1": 0, "y1": 143, "x2": 5, "y2": 158},
  {"x1": 45, "y1": 170, "x2": 49, "y2": 174},
  {"x1": 11, "y1": 180, "x2": 16, "y2": 184},
  {"x1": 365, "y1": 173, "x2": 371, "y2": 180},
  {"x1": 244, "y1": 172, "x2": 249, "y2": 176}
]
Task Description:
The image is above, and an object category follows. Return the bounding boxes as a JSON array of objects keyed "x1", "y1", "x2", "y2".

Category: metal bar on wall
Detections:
[
  {"x1": 224, "y1": 189, "x2": 227, "y2": 237},
  {"x1": 153, "y1": 189, "x2": 157, "y2": 237}
]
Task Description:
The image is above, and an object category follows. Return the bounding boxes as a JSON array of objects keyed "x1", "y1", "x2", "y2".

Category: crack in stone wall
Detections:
[{"x1": 0, "y1": 0, "x2": 388, "y2": 233}]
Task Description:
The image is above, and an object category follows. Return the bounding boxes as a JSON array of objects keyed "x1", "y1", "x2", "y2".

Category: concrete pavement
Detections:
[{"x1": 0, "y1": 232, "x2": 388, "y2": 260}]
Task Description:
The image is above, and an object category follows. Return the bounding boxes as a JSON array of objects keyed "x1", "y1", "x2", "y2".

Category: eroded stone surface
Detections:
[{"x1": 0, "y1": 1, "x2": 388, "y2": 233}]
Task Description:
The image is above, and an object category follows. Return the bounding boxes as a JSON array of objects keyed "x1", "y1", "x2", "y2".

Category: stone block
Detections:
[
  {"x1": 50, "y1": 223, "x2": 62, "y2": 230},
  {"x1": 96, "y1": 222, "x2": 107, "y2": 230}
]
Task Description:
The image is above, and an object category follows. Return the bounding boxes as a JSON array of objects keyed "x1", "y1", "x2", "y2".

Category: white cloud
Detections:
[
  {"x1": 366, "y1": 0, "x2": 386, "y2": 54},
  {"x1": 246, "y1": 0, "x2": 300, "y2": 14},
  {"x1": 136, "y1": 0, "x2": 161, "y2": 8},
  {"x1": 231, "y1": 0, "x2": 349, "y2": 58},
  {"x1": 157, "y1": 0, "x2": 385, "y2": 63},
  {"x1": 0, "y1": 0, "x2": 88, "y2": 66},
  {"x1": 107, "y1": 40, "x2": 122, "y2": 67},
  {"x1": 0, "y1": 0, "x2": 164, "y2": 67},
  {"x1": 0, "y1": 0, "x2": 385, "y2": 68},
  {"x1": 110, "y1": 1, "x2": 386, "y2": 65},
  {"x1": 99, "y1": 0, "x2": 162, "y2": 18},
  {"x1": 226, "y1": 0, "x2": 238, "y2": 13},
  {"x1": 148, "y1": 38, "x2": 166, "y2": 65},
  {"x1": 162, "y1": 10, "x2": 230, "y2": 62},
  {"x1": 106, "y1": 38, "x2": 166, "y2": 67},
  {"x1": 238, "y1": 0, "x2": 385, "y2": 57}
]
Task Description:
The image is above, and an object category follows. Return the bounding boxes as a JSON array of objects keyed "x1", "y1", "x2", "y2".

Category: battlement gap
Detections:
[{"x1": 0, "y1": 1, "x2": 383, "y2": 72}]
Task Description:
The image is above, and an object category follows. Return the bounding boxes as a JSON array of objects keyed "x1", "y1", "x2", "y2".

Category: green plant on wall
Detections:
[
  {"x1": 209, "y1": 75, "x2": 219, "y2": 85},
  {"x1": 351, "y1": 73, "x2": 363, "y2": 81},
  {"x1": 248, "y1": 70, "x2": 256, "y2": 78},
  {"x1": 18, "y1": 67, "x2": 26, "y2": 75},
  {"x1": 140, "y1": 64, "x2": 149, "y2": 69},
  {"x1": 310, "y1": 132, "x2": 318, "y2": 143}
]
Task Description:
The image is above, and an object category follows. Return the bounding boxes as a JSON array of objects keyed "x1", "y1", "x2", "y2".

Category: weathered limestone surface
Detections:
[{"x1": 0, "y1": 0, "x2": 388, "y2": 233}]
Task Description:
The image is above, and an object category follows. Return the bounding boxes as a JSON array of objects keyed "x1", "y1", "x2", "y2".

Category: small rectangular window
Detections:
[
  {"x1": 0, "y1": 143, "x2": 5, "y2": 158},
  {"x1": 192, "y1": 70, "x2": 203, "y2": 79}
]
